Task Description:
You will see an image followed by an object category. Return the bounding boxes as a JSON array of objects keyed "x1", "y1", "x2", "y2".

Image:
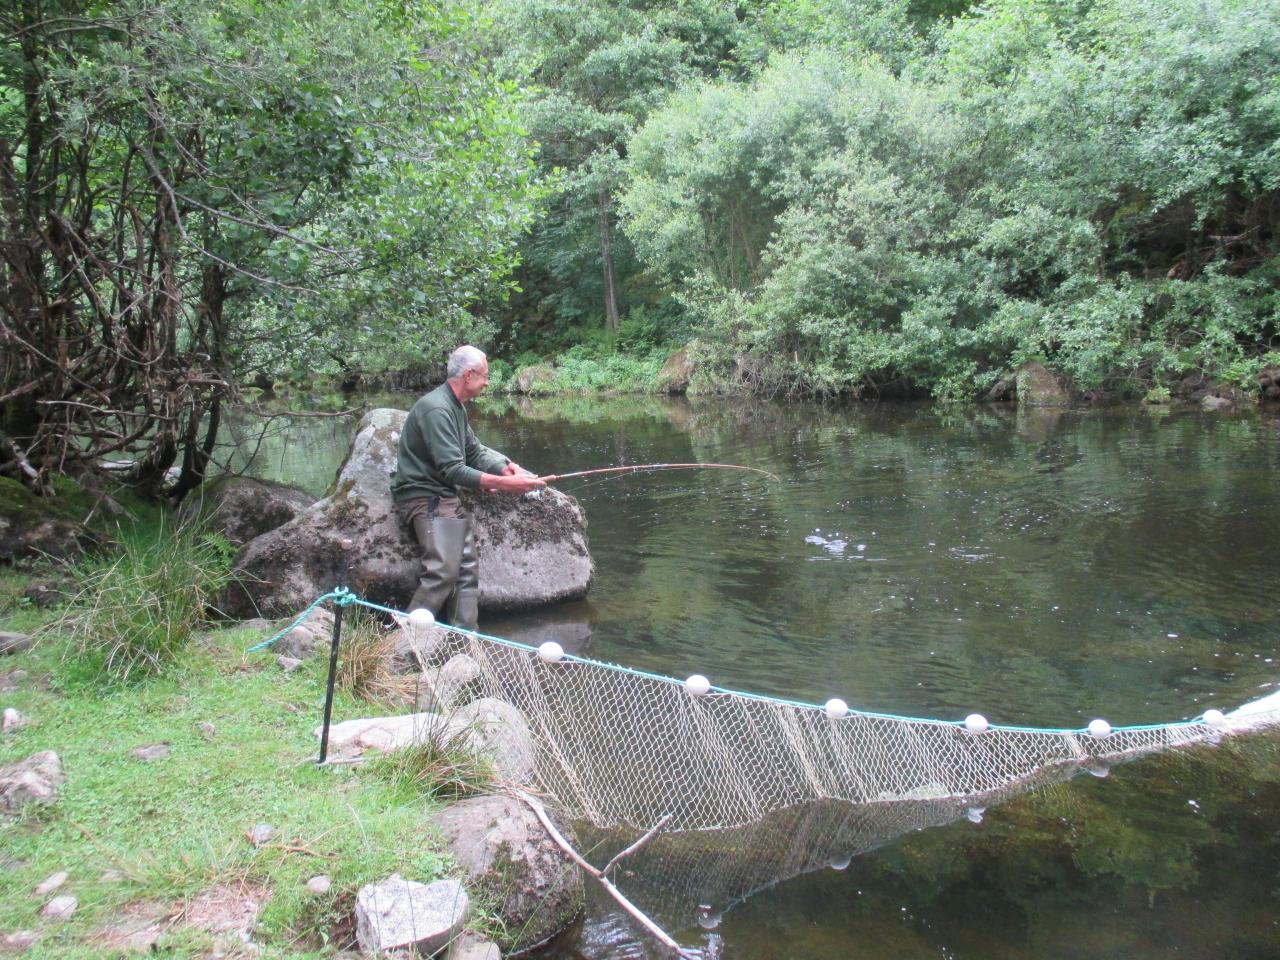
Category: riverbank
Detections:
[{"x1": 0, "y1": 591, "x2": 498, "y2": 958}]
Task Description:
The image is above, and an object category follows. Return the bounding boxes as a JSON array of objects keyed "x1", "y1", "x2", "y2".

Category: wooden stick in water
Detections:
[{"x1": 513, "y1": 790, "x2": 694, "y2": 959}]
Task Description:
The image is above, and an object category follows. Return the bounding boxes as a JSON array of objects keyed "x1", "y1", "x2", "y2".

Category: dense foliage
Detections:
[
  {"x1": 619, "y1": 0, "x2": 1280, "y2": 397},
  {"x1": 4, "y1": 0, "x2": 1279, "y2": 495},
  {"x1": 1, "y1": 0, "x2": 538, "y2": 493}
]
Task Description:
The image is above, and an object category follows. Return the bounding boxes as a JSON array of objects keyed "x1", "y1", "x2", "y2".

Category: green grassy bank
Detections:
[{"x1": 0, "y1": 592, "x2": 477, "y2": 958}]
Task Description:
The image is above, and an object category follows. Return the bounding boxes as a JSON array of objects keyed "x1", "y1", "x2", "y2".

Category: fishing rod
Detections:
[{"x1": 541, "y1": 462, "x2": 779, "y2": 484}]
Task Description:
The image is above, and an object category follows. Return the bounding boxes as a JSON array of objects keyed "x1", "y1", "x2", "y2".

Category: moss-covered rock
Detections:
[{"x1": 0, "y1": 478, "x2": 98, "y2": 563}]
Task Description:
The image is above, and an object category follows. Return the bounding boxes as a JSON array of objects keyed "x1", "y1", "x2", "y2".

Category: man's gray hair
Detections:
[{"x1": 447, "y1": 345, "x2": 487, "y2": 379}]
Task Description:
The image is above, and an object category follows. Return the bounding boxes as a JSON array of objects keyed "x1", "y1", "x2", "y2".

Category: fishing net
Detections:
[{"x1": 265, "y1": 592, "x2": 1280, "y2": 833}]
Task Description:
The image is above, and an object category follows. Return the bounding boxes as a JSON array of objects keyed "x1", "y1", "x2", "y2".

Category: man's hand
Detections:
[{"x1": 481, "y1": 469, "x2": 545, "y2": 495}]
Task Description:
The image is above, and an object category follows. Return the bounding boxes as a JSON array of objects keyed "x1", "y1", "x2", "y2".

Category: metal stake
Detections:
[{"x1": 317, "y1": 602, "x2": 343, "y2": 765}]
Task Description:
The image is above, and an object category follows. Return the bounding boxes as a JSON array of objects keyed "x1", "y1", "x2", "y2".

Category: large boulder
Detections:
[
  {"x1": 179, "y1": 476, "x2": 315, "y2": 547},
  {"x1": 656, "y1": 348, "x2": 695, "y2": 395},
  {"x1": 432, "y1": 795, "x2": 584, "y2": 953},
  {"x1": 222, "y1": 409, "x2": 593, "y2": 619},
  {"x1": 511, "y1": 364, "x2": 557, "y2": 395},
  {"x1": 1015, "y1": 362, "x2": 1075, "y2": 407}
]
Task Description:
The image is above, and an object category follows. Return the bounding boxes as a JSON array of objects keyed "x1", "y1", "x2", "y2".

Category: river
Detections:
[{"x1": 227, "y1": 394, "x2": 1280, "y2": 959}]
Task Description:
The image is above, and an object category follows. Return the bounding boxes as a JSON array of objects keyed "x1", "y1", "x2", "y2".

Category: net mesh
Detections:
[
  {"x1": 273, "y1": 593, "x2": 1280, "y2": 833},
  {"x1": 379, "y1": 611, "x2": 1267, "y2": 833}
]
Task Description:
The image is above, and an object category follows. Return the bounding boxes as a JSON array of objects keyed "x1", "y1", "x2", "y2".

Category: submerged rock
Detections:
[{"x1": 223, "y1": 408, "x2": 593, "y2": 619}]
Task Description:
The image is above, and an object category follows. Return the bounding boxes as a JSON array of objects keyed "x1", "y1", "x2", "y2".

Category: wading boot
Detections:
[{"x1": 407, "y1": 515, "x2": 468, "y2": 618}]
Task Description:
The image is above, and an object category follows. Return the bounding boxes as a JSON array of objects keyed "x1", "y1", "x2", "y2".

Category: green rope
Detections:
[{"x1": 245, "y1": 589, "x2": 1216, "y2": 736}]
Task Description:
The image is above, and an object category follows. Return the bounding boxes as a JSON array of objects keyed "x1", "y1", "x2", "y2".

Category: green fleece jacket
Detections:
[{"x1": 390, "y1": 382, "x2": 509, "y2": 502}]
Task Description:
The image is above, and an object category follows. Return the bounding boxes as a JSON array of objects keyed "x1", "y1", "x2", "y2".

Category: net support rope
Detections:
[{"x1": 250, "y1": 590, "x2": 1280, "y2": 833}]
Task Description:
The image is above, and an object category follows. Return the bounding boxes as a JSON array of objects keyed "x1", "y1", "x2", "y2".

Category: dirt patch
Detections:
[
  {"x1": 88, "y1": 900, "x2": 172, "y2": 952},
  {"x1": 183, "y1": 881, "x2": 270, "y2": 948}
]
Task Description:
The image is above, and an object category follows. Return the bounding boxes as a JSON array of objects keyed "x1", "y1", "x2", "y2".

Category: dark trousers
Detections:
[{"x1": 395, "y1": 496, "x2": 479, "y2": 630}]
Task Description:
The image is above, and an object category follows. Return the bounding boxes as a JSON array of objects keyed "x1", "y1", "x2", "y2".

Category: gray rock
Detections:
[
  {"x1": 3, "y1": 707, "x2": 27, "y2": 733},
  {"x1": 130, "y1": 742, "x2": 171, "y2": 762},
  {"x1": 656, "y1": 348, "x2": 695, "y2": 395},
  {"x1": 277, "y1": 655, "x2": 304, "y2": 673},
  {"x1": 511, "y1": 364, "x2": 557, "y2": 395},
  {"x1": 0, "y1": 631, "x2": 33, "y2": 655},
  {"x1": 1016, "y1": 362, "x2": 1075, "y2": 407},
  {"x1": 34, "y1": 870, "x2": 67, "y2": 895},
  {"x1": 246, "y1": 823, "x2": 274, "y2": 847},
  {"x1": 0, "y1": 750, "x2": 64, "y2": 814},
  {"x1": 222, "y1": 408, "x2": 593, "y2": 619},
  {"x1": 306, "y1": 874, "x2": 332, "y2": 895},
  {"x1": 387, "y1": 624, "x2": 449, "y2": 674},
  {"x1": 432, "y1": 795, "x2": 584, "y2": 953},
  {"x1": 0, "y1": 482, "x2": 100, "y2": 563},
  {"x1": 316, "y1": 712, "x2": 451, "y2": 755},
  {"x1": 179, "y1": 476, "x2": 316, "y2": 547},
  {"x1": 416, "y1": 654, "x2": 481, "y2": 713},
  {"x1": 276, "y1": 625, "x2": 321, "y2": 659},
  {"x1": 40, "y1": 895, "x2": 77, "y2": 919},
  {"x1": 22, "y1": 579, "x2": 73, "y2": 609},
  {"x1": 354, "y1": 874, "x2": 469, "y2": 957},
  {"x1": 447, "y1": 698, "x2": 536, "y2": 784},
  {"x1": 447, "y1": 930, "x2": 502, "y2": 960},
  {"x1": 1202, "y1": 394, "x2": 1234, "y2": 411}
]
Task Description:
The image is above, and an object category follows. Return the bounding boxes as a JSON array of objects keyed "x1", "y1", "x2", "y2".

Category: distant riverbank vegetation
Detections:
[{"x1": 3, "y1": 0, "x2": 1278, "y2": 494}]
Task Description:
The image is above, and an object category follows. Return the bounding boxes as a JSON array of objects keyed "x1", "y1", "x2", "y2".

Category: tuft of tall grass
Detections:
[
  {"x1": 335, "y1": 610, "x2": 417, "y2": 706},
  {"x1": 370, "y1": 733, "x2": 497, "y2": 803},
  {"x1": 54, "y1": 519, "x2": 233, "y2": 685}
]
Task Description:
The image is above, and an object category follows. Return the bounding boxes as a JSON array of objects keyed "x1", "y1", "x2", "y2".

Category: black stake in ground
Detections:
[{"x1": 318, "y1": 538, "x2": 354, "y2": 765}]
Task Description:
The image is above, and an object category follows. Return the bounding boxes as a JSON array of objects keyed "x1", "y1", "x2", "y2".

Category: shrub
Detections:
[{"x1": 55, "y1": 520, "x2": 233, "y2": 685}]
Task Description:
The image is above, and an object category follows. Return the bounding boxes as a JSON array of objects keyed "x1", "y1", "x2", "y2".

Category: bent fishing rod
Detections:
[{"x1": 540, "y1": 462, "x2": 779, "y2": 484}]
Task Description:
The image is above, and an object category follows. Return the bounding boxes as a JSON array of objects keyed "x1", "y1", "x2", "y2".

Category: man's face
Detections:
[{"x1": 460, "y1": 360, "x2": 490, "y2": 401}]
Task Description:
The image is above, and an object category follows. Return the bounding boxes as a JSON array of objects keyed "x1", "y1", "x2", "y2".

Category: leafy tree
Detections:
[
  {"x1": 0, "y1": 0, "x2": 538, "y2": 495},
  {"x1": 619, "y1": 0, "x2": 1280, "y2": 398},
  {"x1": 487, "y1": 0, "x2": 742, "y2": 338}
]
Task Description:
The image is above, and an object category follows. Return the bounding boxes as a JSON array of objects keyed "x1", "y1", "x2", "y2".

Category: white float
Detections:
[
  {"x1": 685, "y1": 674, "x2": 711, "y2": 697},
  {"x1": 538, "y1": 641, "x2": 565, "y2": 664}
]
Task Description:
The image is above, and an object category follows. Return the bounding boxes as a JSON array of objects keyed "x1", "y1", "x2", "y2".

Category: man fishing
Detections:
[{"x1": 391, "y1": 345, "x2": 544, "y2": 630}]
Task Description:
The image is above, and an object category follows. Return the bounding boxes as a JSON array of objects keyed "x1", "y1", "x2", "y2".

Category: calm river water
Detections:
[{"x1": 232, "y1": 395, "x2": 1280, "y2": 959}]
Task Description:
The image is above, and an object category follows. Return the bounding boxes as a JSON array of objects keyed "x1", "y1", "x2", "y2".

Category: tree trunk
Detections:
[{"x1": 598, "y1": 188, "x2": 620, "y2": 332}]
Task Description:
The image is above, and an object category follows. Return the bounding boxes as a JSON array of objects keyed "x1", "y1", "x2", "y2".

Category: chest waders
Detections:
[{"x1": 407, "y1": 511, "x2": 480, "y2": 631}]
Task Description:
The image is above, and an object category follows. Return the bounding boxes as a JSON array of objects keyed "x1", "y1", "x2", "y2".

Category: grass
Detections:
[
  {"x1": 334, "y1": 610, "x2": 417, "y2": 708},
  {"x1": 52, "y1": 519, "x2": 235, "y2": 686},
  {"x1": 0, "y1": 616, "x2": 460, "y2": 958}
]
